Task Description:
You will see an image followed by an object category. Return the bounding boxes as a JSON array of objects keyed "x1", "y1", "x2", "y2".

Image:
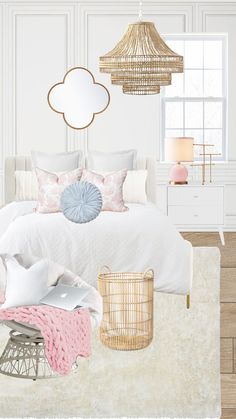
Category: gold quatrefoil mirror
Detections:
[{"x1": 48, "y1": 67, "x2": 110, "y2": 130}]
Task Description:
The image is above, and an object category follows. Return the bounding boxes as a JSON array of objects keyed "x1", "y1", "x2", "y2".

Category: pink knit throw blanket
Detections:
[{"x1": 0, "y1": 305, "x2": 91, "y2": 374}]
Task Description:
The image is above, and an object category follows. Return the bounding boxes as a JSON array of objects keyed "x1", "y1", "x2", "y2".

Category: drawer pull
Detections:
[
  {"x1": 194, "y1": 214, "x2": 199, "y2": 217},
  {"x1": 193, "y1": 195, "x2": 199, "y2": 198}
]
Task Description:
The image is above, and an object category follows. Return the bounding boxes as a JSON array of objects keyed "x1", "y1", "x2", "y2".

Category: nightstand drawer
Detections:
[
  {"x1": 168, "y1": 205, "x2": 224, "y2": 225},
  {"x1": 168, "y1": 186, "x2": 223, "y2": 206}
]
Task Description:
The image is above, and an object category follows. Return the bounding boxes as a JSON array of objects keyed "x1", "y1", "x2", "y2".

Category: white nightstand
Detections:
[{"x1": 167, "y1": 184, "x2": 225, "y2": 245}]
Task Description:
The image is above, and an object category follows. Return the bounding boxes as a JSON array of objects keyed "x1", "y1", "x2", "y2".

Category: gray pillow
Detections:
[
  {"x1": 61, "y1": 181, "x2": 102, "y2": 224},
  {"x1": 31, "y1": 150, "x2": 83, "y2": 172},
  {"x1": 86, "y1": 149, "x2": 137, "y2": 171}
]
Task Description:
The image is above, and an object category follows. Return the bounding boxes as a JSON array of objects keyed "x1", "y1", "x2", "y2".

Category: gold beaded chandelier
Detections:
[{"x1": 99, "y1": 1, "x2": 184, "y2": 95}]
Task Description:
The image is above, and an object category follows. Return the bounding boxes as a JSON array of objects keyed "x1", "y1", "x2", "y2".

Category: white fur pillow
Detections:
[
  {"x1": 0, "y1": 254, "x2": 65, "y2": 305},
  {"x1": 1, "y1": 256, "x2": 49, "y2": 309}
]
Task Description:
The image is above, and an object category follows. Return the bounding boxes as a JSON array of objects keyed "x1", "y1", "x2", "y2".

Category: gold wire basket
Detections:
[{"x1": 98, "y1": 267, "x2": 154, "y2": 351}]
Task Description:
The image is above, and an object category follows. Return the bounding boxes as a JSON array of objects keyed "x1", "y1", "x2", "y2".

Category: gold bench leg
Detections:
[{"x1": 186, "y1": 294, "x2": 190, "y2": 309}]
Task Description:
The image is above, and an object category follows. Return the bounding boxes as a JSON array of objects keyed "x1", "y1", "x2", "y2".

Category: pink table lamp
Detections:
[{"x1": 165, "y1": 137, "x2": 194, "y2": 185}]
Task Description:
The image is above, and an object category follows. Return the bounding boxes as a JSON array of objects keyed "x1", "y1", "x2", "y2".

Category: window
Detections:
[{"x1": 161, "y1": 34, "x2": 228, "y2": 161}]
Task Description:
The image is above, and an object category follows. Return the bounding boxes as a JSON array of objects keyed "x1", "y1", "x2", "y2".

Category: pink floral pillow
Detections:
[
  {"x1": 81, "y1": 169, "x2": 128, "y2": 212},
  {"x1": 35, "y1": 167, "x2": 82, "y2": 213}
]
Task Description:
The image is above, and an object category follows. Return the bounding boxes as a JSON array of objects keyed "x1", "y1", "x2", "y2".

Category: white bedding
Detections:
[{"x1": 0, "y1": 201, "x2": 192, "y2": 295}]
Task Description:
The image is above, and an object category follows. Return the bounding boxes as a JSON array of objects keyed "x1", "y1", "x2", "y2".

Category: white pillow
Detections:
[
  {"x1": 15, "y1": 171, "x2": 38, "y2": 201},
  {"x1": 98, "y1": 170, "x2": 147, "y2": 204},
  {"x1": 14, "y1": 166, "x2": 147, "y2": 204},
  {"x1": 123, "y1": 170, "x2": 147, "y2": 204},
  {"x1": 1, "y1": 256, "x2": 49, "y2": 309},
  {"x1": 86, "y1": 150, "x2": 137, "y2": 171},
  {"x1": 14, "y1": 254, "x2": 65, "y2": 287},
  {"x1": 31, "y1": 150, "x2": 83, "y2": 172}
]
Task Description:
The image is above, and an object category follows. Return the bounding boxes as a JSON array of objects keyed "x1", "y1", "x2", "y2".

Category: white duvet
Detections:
[{"x1": 0, "y1": 201, "x2": 192, "y2": 295}]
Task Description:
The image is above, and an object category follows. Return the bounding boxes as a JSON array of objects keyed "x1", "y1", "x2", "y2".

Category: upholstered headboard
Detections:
[{"x1": 4, "y1": 156, "x2": 157, "y2": 204}]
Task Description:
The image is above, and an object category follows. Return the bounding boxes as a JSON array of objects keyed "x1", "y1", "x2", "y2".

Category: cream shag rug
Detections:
[{"x1": 0, "y1": 247, "x2": 221, "y2": 419}]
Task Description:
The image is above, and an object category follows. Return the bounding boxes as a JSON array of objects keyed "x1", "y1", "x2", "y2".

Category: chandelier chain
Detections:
[{"x1": 138, "y1": 0, "x2": 143, "y2": 22}]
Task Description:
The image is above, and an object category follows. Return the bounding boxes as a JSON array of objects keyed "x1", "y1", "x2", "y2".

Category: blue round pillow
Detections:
[{"x1": 60, "y1": 181, "x2": 103, "y2": 223}]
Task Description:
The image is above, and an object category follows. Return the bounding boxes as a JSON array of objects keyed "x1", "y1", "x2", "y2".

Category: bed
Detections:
[{"x1": 0, "y1": 156, "x2": 192, "y2": 295}]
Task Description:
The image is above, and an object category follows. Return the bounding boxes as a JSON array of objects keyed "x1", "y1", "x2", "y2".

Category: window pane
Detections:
[
  {"x1": 204, "y1": 40, "x2": 222, "y2": 69},
  {"x1": 185, "y1": 40, "x2": 203, "y2": 69},
  {"x1": 165, "y1": 73, "x2": 184, "y2": 97},
  {"x1": 165, "y1": 102, "x2": 183, "y2": 128},
  {"x1": 205, "y1": 129, "x2": 223, "y2": 156},
  {"x1": 204, "y1": 70, "x2": 222, "y2": 97},
  {"x1": 185, "y1": 129, "x2": 203, "y2": 159},
  {"x1": 185, "y1": 70, "x2": 203, "y2": 97},
  {"x1": 165, "y1": 129, "x2": 184, "y2": 139},
  {"x1": 185, "y1": 102, "x2": 203, "y2": 128},
  {"x1": 162, "y1": 36, "x2": 225, "y2": 162},
  {"x1": 204, "y1": 102, "x2": 222, "y2": 128}
]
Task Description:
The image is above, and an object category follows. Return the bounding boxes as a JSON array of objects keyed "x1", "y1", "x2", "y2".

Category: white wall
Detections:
[
  {"x1": 1, "y1": 0, "x2": 236, "y2": 227},
  {"x1": 86, "y1": 7, "x2": 189, "y2": 156}
]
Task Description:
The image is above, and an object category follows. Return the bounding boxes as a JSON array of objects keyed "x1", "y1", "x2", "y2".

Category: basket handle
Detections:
[
  {"x1": 143, "y1": 268, "x2": 154, "y2": 279},
  {"x1": 99, "y1": 265, "x2": 112, "y2": 274}
]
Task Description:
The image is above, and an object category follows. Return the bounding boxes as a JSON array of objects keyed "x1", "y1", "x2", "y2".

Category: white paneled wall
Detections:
[
  {"x1": 83, "y1": 3, "x2": 192, "y2": 155},
  {"x1": 15, "y1": 13, "x2": 68, "y2": 154},
  {"x1": 1, "y1": 0, "x2": 236, "y2": 228}
]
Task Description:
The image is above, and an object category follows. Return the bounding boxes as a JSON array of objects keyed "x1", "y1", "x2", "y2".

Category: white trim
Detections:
[{"x1": 161, "y1": 33, "x2": 228, "y2": 162}]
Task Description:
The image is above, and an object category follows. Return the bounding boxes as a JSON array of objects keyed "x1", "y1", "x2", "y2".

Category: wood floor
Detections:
[{"x1": 182, "y1": 232, "x2": 236, "y2": 419}]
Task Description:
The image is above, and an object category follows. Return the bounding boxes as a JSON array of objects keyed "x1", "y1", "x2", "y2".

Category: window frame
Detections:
[{"x1": 160, "y1": 33, "x2": 228, "y2": 162}]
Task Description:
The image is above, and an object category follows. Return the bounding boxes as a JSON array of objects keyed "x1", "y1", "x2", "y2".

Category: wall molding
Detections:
[
  {"x1": 197, "y1": 3, "x2": 236, "y2": 31},
  {"x1": 3, "y1": 3, "x2": 79, "y2": 159},
  {"x1": 78, "y1": 1, "x2": 194, "y2": 152}
]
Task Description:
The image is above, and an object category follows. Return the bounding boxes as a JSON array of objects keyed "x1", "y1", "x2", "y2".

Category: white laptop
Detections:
[{"x1": 40, "y1": 285, "x2": 90, "y2": 311}]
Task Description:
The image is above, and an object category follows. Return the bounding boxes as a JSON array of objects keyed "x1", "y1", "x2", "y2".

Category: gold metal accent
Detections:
[
  {"x1": 169, "y1": 180, "x2": 188, "y2": 185},
  {"x1": 99, "y1": 21, "x2": 183, "y2": 95},
  {"x1": 186, "y1": 294, "x2": 190, "y2": 309},
  {"x1": 200, "y1": 153, "x2": 221, "y2": 183},
  {"x1": 98, "y1": 267, "x2": 154, "y2": 350},
  {"x1": 47, "y1": 67, "x2": 110, "y2": 130},
  {"x1": 194, "y1": 144, "x2": 215, "y2": 146},
  {"x1": 192, "y1": 144, "x2": 215, "y2": 185}
]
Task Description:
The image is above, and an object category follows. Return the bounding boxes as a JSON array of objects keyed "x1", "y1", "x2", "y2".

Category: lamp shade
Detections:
[{"x1": 165, "y1": 137, "x2": 194, "y2": 162}]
